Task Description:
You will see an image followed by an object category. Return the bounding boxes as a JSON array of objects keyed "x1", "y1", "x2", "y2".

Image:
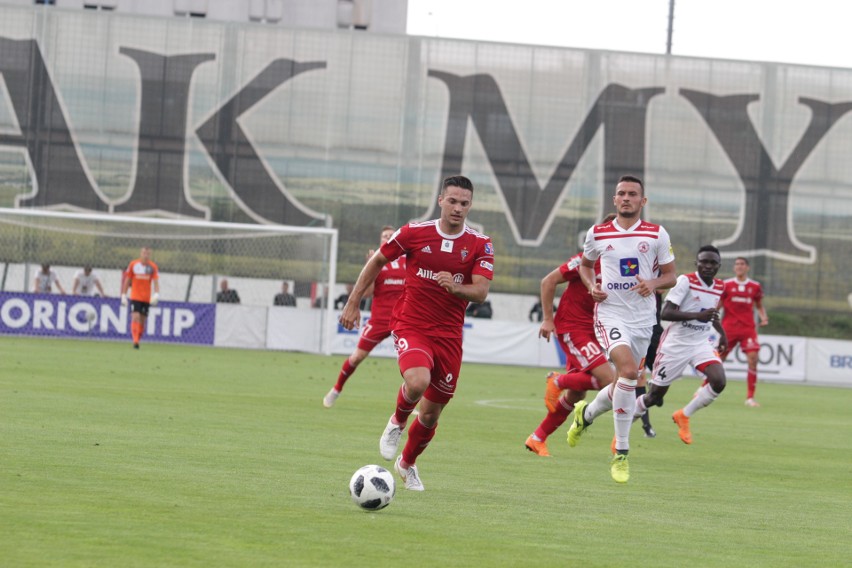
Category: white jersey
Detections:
[
  {"x1": 659, "y1": 273, "x2": 724, "y2": 348},
  {"x1": 74, "y1": 270, "x2": 102, "y2": 296},
  {"x1": 583, "y1": 219, "x2": 675, "y2": 328},
  {"x1": 34, "y1": 271, "x2": 59, "y2": 293}
]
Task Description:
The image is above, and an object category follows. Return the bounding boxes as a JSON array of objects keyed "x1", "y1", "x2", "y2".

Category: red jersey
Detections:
[
  {"x1": 720, "y1": 277, "x2": 763, "y2": 331},
  {"x1": 554, "y1": 253, "x2": 600, "y2": 334},
  {"x1": 369, "y1": 257, "x2": 406, "y2": 324},
  {"x1": 380, "y1": 220, "x2": 494, "y2": 339}
]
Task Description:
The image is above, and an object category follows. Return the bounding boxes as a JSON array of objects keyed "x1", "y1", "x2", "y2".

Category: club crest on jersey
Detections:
[
  {"x1": 441, "y1": 239, "x2": 453, "y2": 253},
  {"x1": 460, "y1": 247, "x2": 469, "y2": 261},
  {"x1": 620, "y1": 258, "x2": 639, "y2": 276},
  {"x1": 638, "y1": 241, "x2": 650, "y2": 253}
]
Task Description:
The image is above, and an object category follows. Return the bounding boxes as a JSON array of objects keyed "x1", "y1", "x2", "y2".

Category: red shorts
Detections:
[
  {"x1": 392, "y1": 327, "x2": 463, "y2": 405},
  {"x1": 356, "y1": 318, "x2": 392, "y2": 352},
  {"x1": 724, "y1": 326, "x2": 760, "y2": 354},
  {"x1": 556, "y1": 328, "x2": 608, "y2": 373}
]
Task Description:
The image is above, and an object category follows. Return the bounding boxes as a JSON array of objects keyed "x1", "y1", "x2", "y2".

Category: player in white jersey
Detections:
[
  {"x1": 567, "y1": 175, "x2": 677, "y2": 483},
  {"x1": 633, "y1": 245, "x2": 728, "y2": 444},
  {"x1": 72, "y1": 265, "x2": 106, "y2": 296}
]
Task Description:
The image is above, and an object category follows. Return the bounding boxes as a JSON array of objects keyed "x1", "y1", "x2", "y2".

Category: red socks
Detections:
[
  {"x1": 334, "y1": 358, "x2": 357, "y2": 392},
  {"x1": 401, "y1": 416, "x2": 436, "y2": 466},
  {"x1": 534, "y1": 397, "x2": 573, "y2": 440}
]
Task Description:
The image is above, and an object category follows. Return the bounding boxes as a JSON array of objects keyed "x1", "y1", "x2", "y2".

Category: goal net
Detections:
[{"x1": 0, "y1": 208, "x2": 339, "y2": 351}]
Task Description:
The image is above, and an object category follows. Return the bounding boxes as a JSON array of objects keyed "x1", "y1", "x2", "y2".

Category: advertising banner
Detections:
[
  {"x1": 721, "y1": 333, "x2": 806, "y2": 382},
  {"x1": 806, "y1": 338, "x2": 852, "y2": 387},
  {"x1": 0, "y1": 292, "x2": 215, "y2": 345}
]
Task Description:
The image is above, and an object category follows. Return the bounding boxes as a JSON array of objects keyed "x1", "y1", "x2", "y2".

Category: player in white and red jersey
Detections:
[
  {"x1": 719, "y1": 257, "x2": 768, "y2": 407},
  {"x1": 524, "y1": 215, "x2": 618, "y2": 458},
  {"x1": 323, "y1": 226, "x2": 407, "y2": 408},
  {"x1": 632, "y1": 245, "x2": 729, "y2": 445},
  {"x1": 566, "y1": 175, "x2": 677, "y2": 483},
  {"x1": 339, "y1": 175, "x2": 494, "y2": 491}
]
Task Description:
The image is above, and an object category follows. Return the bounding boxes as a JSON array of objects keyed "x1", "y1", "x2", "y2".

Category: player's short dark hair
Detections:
[
  {"x1": 617, "y1": 174, "x2": 644, "y2": 195},
  {"x1": 698, "y1": 244, "x2": 721, "y2": 257},
  {"x1": 601, "y1": 213, "x2": 616, "y2": 223},
  {"x1": 735, "y1": 256, "x2": 750, "y2": 265},
  {"x1": 442, "y1": 175, "x2": 474, "y2": 194}
]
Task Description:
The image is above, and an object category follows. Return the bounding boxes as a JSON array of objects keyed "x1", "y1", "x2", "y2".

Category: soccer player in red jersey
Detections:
[
  {"x1": 339, "y1": 176, "x2": 494, "y2": 491},
  {"x1": 719, "y1": 257, "x2": 768, "y2": 407},
  {"x1": 120, "y1": 246, "x2": 160, "y2": 349},
  {"x1": 524, "y1": 215, "x2": 617, "y2": 458},
  {"x1": 323, "y1": 226, "x2": 406, "y2": 408}
]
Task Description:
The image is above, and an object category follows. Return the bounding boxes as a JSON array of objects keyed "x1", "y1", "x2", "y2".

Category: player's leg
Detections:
[
  {"x1": 608, "y1": 343, "x2": 642, "y2": 455},
  {"x1": 527, "y1": 388, "x2": 586, "y2": 456},
  {"x1": 395, "y1": 337, "x2": 461, "y2": 490},
  {"x1": 743, "y1": 335, "x2": 761, "y2": 406},
  {"x1": 324, "y1": 345, "x2": 371, "y2": 407},
  {"x1": 682, "y1": 361, "x2": 725, "y2": 418}
]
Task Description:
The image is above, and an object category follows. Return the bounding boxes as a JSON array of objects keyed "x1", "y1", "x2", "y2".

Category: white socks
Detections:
[
  {"x1": 612, "y1": 378, "x2": 637, "y2": 452},
  {"x1": 683, "y1": 384, "x2": 720, "y2": 417}
]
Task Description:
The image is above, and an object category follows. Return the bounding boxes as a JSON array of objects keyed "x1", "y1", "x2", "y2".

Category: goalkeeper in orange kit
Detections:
[{"x1": 120, "y1": 246, "x2": 160, "y2": 349}]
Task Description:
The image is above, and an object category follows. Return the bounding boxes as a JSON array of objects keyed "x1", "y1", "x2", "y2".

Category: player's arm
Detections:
[
  {"x1": 95, "y1": 277, "x2": 106, "y2": 297},
  {"x1": 54, "y1": 277, "x2": 66, "y2": 295},
  {"x1": 579, "y1": 256, "x2": 606, "y2": 302},
  {"x1": 755, "y1": 300, "x2": 769, "y2": 326},
  {"x1": 660, "y1": 300, "x2": 719, "y2": 323},
  {"x1": 339, "y1": 250, "x2": 389, "y2": 330},
  {"x1": 72, "y1": 275, "x2": 80, "y2": 295},
  {"x1": 436, "y1": 273, "x2": 490, "y2": 304},
  {"x1": 538, "y1": 267, "x2": 568, "y2": 341},
  {"x1": 713, "y1": 318, "x2": 728, "y2": 353}
]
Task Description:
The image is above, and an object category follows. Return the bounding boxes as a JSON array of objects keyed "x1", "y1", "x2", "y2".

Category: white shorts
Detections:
[
  {"x1": 650, "y1": 339, "x2": 721, "y2": 387},
  {"x1": 594, "y1": 314, "x2": 652, "y2": 371}
]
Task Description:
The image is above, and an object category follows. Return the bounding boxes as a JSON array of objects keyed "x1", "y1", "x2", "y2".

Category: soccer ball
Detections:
[{"x1": 349, "y1": 464, "x2": 395, "y2": 511}]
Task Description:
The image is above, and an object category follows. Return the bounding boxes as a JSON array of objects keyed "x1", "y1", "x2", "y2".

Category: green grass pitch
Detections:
[{"x1": 1, "y1": 337, "x2": 851, "y2": 567}]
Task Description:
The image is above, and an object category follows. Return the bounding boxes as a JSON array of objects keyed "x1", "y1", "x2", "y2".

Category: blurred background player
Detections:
[
  {"x1": 120, "y1": 246, "x2": 160, "y2": 349},
  {"x1": 634, "y1": 245, "x2": 728, "y2": 444},
  {"x1": 324, "y1": 226, "x2": 406, "y2": 408},
  {"x1": 524, "y1": 214, "x2": 617, "y2": 458},
  {"x1": 72, "y1": 264, "x2": 106, "y2": 296},
  {"x1": 719, "y1": 257, "x2": 768, "y2": 407},
  {"x1": 338, "y1": 175, "x2": 494, "y2": 492},
  {"x1": 33, "y1": 263, "x2": 65, "y2": 294}
]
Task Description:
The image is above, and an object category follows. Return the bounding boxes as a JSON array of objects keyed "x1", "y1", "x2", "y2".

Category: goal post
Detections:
[{"x1": 0, "y1": 208, "x2": 339, "y2": 354}]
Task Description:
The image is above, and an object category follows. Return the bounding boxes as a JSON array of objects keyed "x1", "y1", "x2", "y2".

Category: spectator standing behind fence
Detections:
[
  {"x1": 72, "y1": 265, "x2": 106, "y2": 296},
  {"x1": 465, "y1": 301, "x2": 493, "y2": 319},
  {"x1": 120, "y1": 246, "x2": 159, "y2": 350},
  {"x1": 216, "y1": 278, "x2": 241, "y2": 303},
  {"x1": 33, "y1": 263, "x2": 66, "y2": 294},
  {"x1": 273, "y1": 282, "x2": 297, "y2": 306}
]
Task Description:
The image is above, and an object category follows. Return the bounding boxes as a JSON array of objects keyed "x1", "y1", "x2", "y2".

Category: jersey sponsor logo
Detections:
[
  {"x1": 452, "y1": 273, "x2": 464, "y2": 283},
  {"x1": 620, "y1": 258, "x2": 639, "y2": 276},
  {"x1": 680, "y1": 320, "x2": 709, "y2": 331},
  {"x1": 484, "y1": 242, "x2": 493, "y2": 254},
  {"x1": 638, "y1": 241, "x2": 649, "y2": 253},
  {"x1": 421, "y1": 245, "x2": 432, "y2": 253},
  {"x1": 480, "y1": 260, "x2": 493, "y2": 271},
  {"x1": 382, "y1": 278, "x2": 404, "y2": 285},
  {"x1": 606, "y1": 281, "x2": 634, "y2": 290},
  {"x1": 731, "y1": 296, "x2": 753, "y2": 304},
  {"x1": 416, "y1": 267, "x2": 438, "y2": 280}
]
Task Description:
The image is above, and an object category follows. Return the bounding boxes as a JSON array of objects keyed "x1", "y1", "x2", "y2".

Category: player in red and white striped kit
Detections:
[
  {"x1": 633, "y1": 245, "x2": 729, "y2": 444},
  {"x1": 339, "y1": 176, "x2": 494, "y2": 491},
  {"x1": 719, "y1": 257, "x2": 769, "y2": 407},
  {"x1": 566, "y1": 175, "x2": 677, "y2": 483},
  {"x1": 323, "y1": 226, "x2": 406, "y2": 408}
]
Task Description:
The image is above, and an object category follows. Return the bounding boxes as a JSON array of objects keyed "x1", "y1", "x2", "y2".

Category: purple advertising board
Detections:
[{"x1": 0, "y1": 292, "x2": 215, "y2": 345}]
